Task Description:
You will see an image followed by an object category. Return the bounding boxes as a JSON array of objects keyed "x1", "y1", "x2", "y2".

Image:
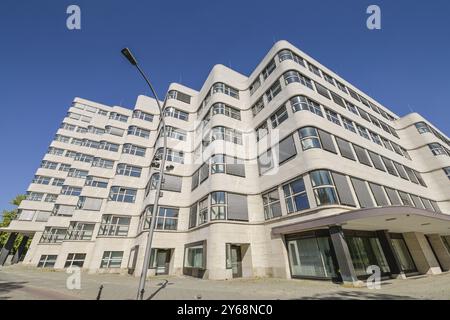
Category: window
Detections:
[
  {"x1": 82, "y1": 139, "x2": 100, "y2": 149},
  {"x1": 211, "y1": 126, "x2": 242, "y2": 145},
  {"x1": 369, "y1": 183, "x2": 389, "y2": 206},
  {"x1": 76, "y1": 127, "x2": 88, "y2": 133},
  {"x1": 346, "y1": 101, "x2": 359, "y2": 115},
  {"x1": 258, "y1": 149, "x2": 273, "y2": 175},
  {"x1": 404, "y1": 166, "x2": 419, "y2": 184},
  {"x1": 368, "y1": 151, "x2": 385, "y2": 171},
  {"x1": 149, "y1": 173, "x2": 182, "y2": 192},
  {"x1": 398, "y1": 191, "x2": 413, "y2": 206},
  {"x1": 127, "y1": 126, "x2": 150, "y2": 139},
  {"x1": 109, "y1": 187, "x2": 137, "y2": 203},
  {"x1": 308, "y1": 63, "x2": 321, "y2": 77},
  {"x1": 336, "y1": 81, "x2": 348, "y2": 94},
  {"x1": 347, "y1": 88, "x2": 360, "y2": 101},
  {"x1": 52, "y1": 178, "x2": 65, "y2": 186},
  {"x1": 444, "y1": 167, "x2": 450, "y2": 180},
  {"x1": 33, "y1": 175, "x2": 51, "y2": 185},
  {"x1": 323, "y1": 73, "x2": 335, "y2": 86},
  {"x1": 66, "y1": 222, "x2": 95, "y2": 241},
  {"x1": 263, "y1": 189, "x2": 282, "y2": 220},
  {"x1": 47, "y1": 147, "x2": 65, "y2": 156},
  {"x1": 44, "y1": 194, "x2": 58, "y2": 203},
  {"x1": 429, "y1": 143, "x2": 447, "y2": 156},
  {"x1": 278, "y1": 49, "x2": 305, "y2": 66},
  {"x1": 212, "y1": 82, "x2": 239, "y2": 99},
  {"x1": 109, "y1": 112, "x2": 129, "y2": 122},
  {"x1": 189, "y1": 204, "x2": 197, "y2": 228},
  {"x1": 100, "y1": 251, "x2": 123, "y2": 268},
  {"x1": 55, "y1": 134, "x2": 70, "y2": 143},
  {"x1": 356, "y1": 124, "x2": 370, "y2": 140},
  {"x1": 85, "y1": 176, "x2": 109, "y2": 188},
  {"x1": 61, "y1": 185, "x2": 82, "y2": 196},
  {"x1": 40, "y1": 227, "x2": 67, "y2": 243},
  {"x1": 60, "y1": 122, "x2": 76, "y2": 131},
  {"x1": 77, "y1": 196, "x2": 103, "y2": 211},
  {"x1": 211, "y1": 191, "x2": 226, "y2": 220},
  {"x1": 283, "y1": 177, "x2": 309, "y2": 213},
  {"x1": 270, "y1": 105, "x2": 288, "y2": 128},
  {"x1": 154, "y1": 148, "x2": 184, "y2": 163},
  {"x1": 336, "y1": 137, "x2": 356, "y2": 160},
  {"x1": 163, "y1": 107, "x2": 189, "y2": 121},
  {"x1": 265, "y1": 80, "x2": 282, "y2": 102},
  {"x1": 341, "y1": 117, "x2": 356, "y2": 133},
  {"x1": 369, "y1": 131, "x2": 382, "y2": 146},
  {"x1": 133, "y1": 110, "x2": 153, "y2": 122},
  {"x1": 142, "y1": 206, "x2": 179, "y2": 230},
  {"x1": 283, "y1": 70, "x2": 313, "y2": 90},
  {"x1": 52, "y1": 204, "x2": 75, "y2": 217},
  {"x1": 68, "y1": 168, "x2": 88, "y2": 178},
  {"x1": 26, "y1": 192, "x2": 43, "y2": 201},
  {"x1": 330, "y1": 92, "x2": 345, "y2": 107},
  {"x1": 276, "y1": 135, "x2": 297, "y2": 164},
  {"x1": 314, "y1": 82, "x2": 331, "y2": 99},
  {"x1": 370, "y1": 115, "x2": 381, "y2": 128},
  {"x1": 310, "y1": 170, "x2": 339, "y2": 206},
  {"x1": 381, "y1": 157, "x2": 398, "y2": 176},
  {"x1": 256, "y1": 121, "x2": 268, "y2": 141},
  {"x1": 381, "y1": 137, "x2": 393, "y2": 151},
  {"x1": 290, "y1": 96, "x2": 323, "y2": 116},
  {"x1": 37, "y1": 255, "x2": 57, "y2": 268},
  {"x1": 99, "y1": 141, "x2": 120, "y2": 152},
  {"x1": 331, "y1": 172, "x2": 356, "y2": 206},
  {"x1": 298, "y1": 127, "x2": 321, "y2": 150},
  {"x1": 262, "y1": 59, "x2": 276, "y2": 79},
  {"x1": 211, "y1": 103, "x2": 241, "y2": 120},
  {"x1": 324, "y1": 108, "x2": 341, "y2": 125},
  {"x1": 59, "y1": 163, "x2": 73, "y2": 173},
  {"x1": 65, "y1": 253, "x2": 86, "y2": 268},
  {"x1": 350, "y1": 178, "x2": 375, "y2": 208},
  {"x1": 249, "y1": 77, "x2": 261, "y2": 95},
  {"x1": 105, "y1": 126, "x2": 125, "y2": 137},
  {"x1": 88, "y1": 126, "x2": 105, "y2": 135},
  {"x1": 92, "y1": 157, "x2": 114, "y2": 169},
  {"x1": 116, "y1": 163, "x2": 142, "y2": 177},
  {"x1": 251, "y1": 98, "x2": 264, "y2": 116},
  {"x1": 353, "y1": 145, "x2": 372, "y2": 167},
  {"x1": 74, "y1": 153, "x2": 94, "y2": 163},
  {"x1": 384, "y1": 187, "x2": 402, "y2": 205},
  {"x1": 65, "y1": 150, "x2": 77, "y2": 158},
  {"x1": 163, "y1": 126, "x2": 187, "y2": 141},
  {"x1": 99, "y1": 215, "x2": 130, "y2": 236},
  {"x1": 184, "y1": 242, "x2": 205, "y2": 269},
  {"x1": 394, "y1": 162, "x2": 409, "y2": 180},
  {"x1": 122, "y1": 143, "x2": 146, "y2": 157},
  {"x1": 167, "y1": 90, "x2": 192, "y2": 104},
  {"x1": 198, "y1": 197, "x2": 208, "y2": 225}
]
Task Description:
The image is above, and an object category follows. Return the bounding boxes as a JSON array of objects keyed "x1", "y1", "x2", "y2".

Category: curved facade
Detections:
[{"x1": 2, "y1": 40, "x2": 450, "y2": 285}]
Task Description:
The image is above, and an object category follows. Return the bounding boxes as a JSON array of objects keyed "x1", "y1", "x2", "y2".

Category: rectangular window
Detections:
[
  {"x1": 184, "y1": 242, "x2": 205, "y2": 269},
  {"x1": 37, "y1": 255, "x2": 57, "y2": 268},
  {"x1": 109, "y1": 187, "x2": 137, "y2": 203},
  {"x1": 263, "y1": 189, "x2": 282, "y2": 220},
  {"x1": 249, "y1": 77, "x2": 261, "y2": 95},
  {"x1": 270, "y1": 105, "x2": 289, "y2": 128},
  {"x1": 368, "y1": 151, "x2": 385, "y2": 171},
  {"x1": 92, "y1": 158, "x2": 114, "y2": 169},
  {"x1": 336, "y1": 137, "x2": 355, "y2": 160},
  {"x1": 26, "y1": 192, "x2": 44, "y2": 201},
  {"x1": 381, "y1": 157, "x2": 398, "y2": 176},
  {"x1": 127, "y1": 126, "x2": 150, "y2": 139},
  {"x1": 251, "y1": 98, "x2": 264, "y2": 116},
  {"x1": 99, "y1": 141, "x2": 120, "y2": 152},
  {"x1": 384, "y1": 187, "x2": 402, "y2": 205},
  {"x1": 356, "y1": 124, "x2": 370, "y2": 140},
  {"x1": 283, "y1": 71, "x2": 313, "y2": 90},
  {"x1": 262, "y1": 59, "x2": 276, "y2": 79},
  {"x1": 330, "y1": 92, "x2": 345, "y2": 107},
  {"x1": 308, "y1": 63, "x2": 321, "y2": 77},
  {"x1": 341, "y1": 117, "x2": 356, "y2": 133},
  {"x1": 109, "y1": 112, "x2": 129, "y2": 122},
  {"x1": 331, "y1": 172, "x2": 356, "y2": 206},
  {"x1": 350, "y1": 178, "x2": 375, "y2": 208},
  {"x1": 317, "y1": 130, "x2": 337, "y2": 153},
  {"x1": 210, "y1": 191, "x2": 226, "y2": 220},
  {"x1": 68, "y1": 168, "x2": 88, "y2": 178},
  {"x1": 66, "y1": 222, "x2": 95, "y2": 241},
  {"x1": 99, "y1": 215, "x2": 130, "y2": 237},
  {"x1": 100, "y1": 251, "x2": 123, "y2": 268},
  {"x1": 265, "y1": 80, "x2": 282, "y2": 102},
  {"x1": 353, "y1": 145, "x2": 372, "y2": 166},
  {"x1": 33, "y1": 175, "x2": 51, "y2": 185},
  {"x1": 77, "y1": 196, "x2": 103, "y2": 211},
  {"x1": 61, "y1": 185, "x2": 82, "y2": 196},
  {"x1": 324, "y1": 108, "x2": 341, "y2": 125},
  {"x1": 290, "y1": 96, "x2": 323, "y2": 117},
  {"x1": 116, "y1": 163, "x2": 142, "y2": 177},
  {"x1": 122, "y1": 143, "x2": 146, "y2": 157},
  {"x1": 163, "y1": 107, "x2": 189, "y2": 121},
  {"x1": 314, "y1": 82, "x2": 331, "y2": 99},
  {"x1": 85, "y1": 176, "x2": 109, "y2": 188},
  {"x1": 41, "y1": 160, "x2": 58, "y2": 170},
  {"x1": 398, "y1": 191, "x2": 413, "y2": 206},
  {"x1": 369, "y1": 183, "x2": 389, "y2": 206},
  {"x1": 133, "y1": 110, "x2": 153, "y2": 122},
  {"x1": 64, "y1": 253, "x2": 86, "y2": 268},
  {"x1": 310, "y1": 170, "x2": 339, "y2": 206},
  {"x1": 283, "y1": 177, "x2": 309, "y2": 213},
  {"x1": 40, "y1": 227, "x2": 67, "y2": 243},
  {"x1": 323, "y1": 73, "x2": 335, "y2": 86},
  {"x1": 212, "y1": 83, "x2": 239, "y2": 99},
  {"x1": 52, "y1": 204, "x2": 75, "y2": 217}
]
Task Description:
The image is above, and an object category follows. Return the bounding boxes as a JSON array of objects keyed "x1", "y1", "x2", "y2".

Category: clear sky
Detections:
[{"x1": 0, "y1": 0, "x2": 449, "y2": 214}]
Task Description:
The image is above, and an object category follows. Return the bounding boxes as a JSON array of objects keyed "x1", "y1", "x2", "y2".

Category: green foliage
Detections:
[{"x1": 0, "y1": 194, "x2": 28, "y2": 250}]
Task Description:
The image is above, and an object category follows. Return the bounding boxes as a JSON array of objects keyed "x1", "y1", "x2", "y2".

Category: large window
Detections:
[
  {"x1": 211, "y1": 191, "x2": 226, "y2": 220},
  {"x1": 162, "y1": 126, "x2": 187, "y2": 141},
  {"x1": 184, "y1": 242, "x2": 205, "y2": 269},
  {"x1": 163, "y1": 107, "x2": 189, "y2": 121},
  {"x1": 211, "y1": 103, "x2": 241, "y2": 120},
  {"x1": 133, "y1": 110, "x2": 153, "y2": 122},
  {"x1": 263, "y1": 189, "x2": 282, "y2": 220},
  {"x1": 85, "y1": 176, "x2": 109, "y2": 188},
  {"x1": 310, "y1": 170, "x2": 339, "y2": 206},
  {"x1": 198, "y1": 197, "x2": 208, "y2": 225},
  {"x1": 283, "y1": 70, "x2": 313, "y2": 90},
  {"x1": 324, "y1": 108, "x2": 341, "y2": 125},
  {"x1": 92, "y1": 157, "x2": 114, "y2": 169},
  {"x1": 270, "y1": 105, "x2": 289, "y2": 128},
  {"x1": 109, "y1": 112, "x2": 128, "y2": 122},
  {"x1": 415, "y1": 122, "x2": 430, "y2": 134},
  {"x1": 116, "y1": 163, "x2": 142, "y2": 177},
  {"x1": 154, "y1": 148, "x2": 184, "y2": 163},
  {"x1": 100, "y1": 251, "x2": 123, "y2": 268},
  {"x1": 40, "y1": 227, "x2": 67, "y2": 243},
  {"x1": 142, "y1": 206, "x2": 179, "y2": 231},
  {"x1": 99, "y1": 215, "x2": 130, "y2": 236},
  {"x1": 265, "y1": 80, "x2": 282, "y2": 102},
  {"x1": 251, "y1": 98, "x2": 264, "y2": 116},
  {"x1": 212, "y1": 83, "x2": 239, "y2": 99},
  {"x1": 127, "y1": 126, "x2": 150, "y2": 139},
  {"x1": 38, "y1": 255, "x2": 57, "y2": 268},
  {"x1": 298, "y1": 127, "x2": 321, "y2": 150},
  {"x1": 262, "y1": 59, "x2": 276, "y2": 79},
  {"x1": 64, "y1": 253, "x2": 86, "y2": 268},
  {"x1": 283, "y1": 177, "x2": 309, "y2": 213},
  {"x1": 278, "y1": 49, "x2": 305, "y2": 66},
  {"x1": 122, "y1": 143, "x2": 146, "y2": 157},
  {"x1": 109, "y1": 187, "x2": 137, "y2": 203},
  {"x1": 290, "y1": 95, "x2": 323, "y2": 117},
  {"x1": 211, "y1": 126, "x2": 242, "y2": 145},
  {"x1": 65, "y1": 222, "x2": 95, "y2": 241},
  {"x1": 429, "y1": 143, "x2": 448, "y2": 156},
  {"x1": 61, "y1": 185, "x2": 82, "y2": 196}
]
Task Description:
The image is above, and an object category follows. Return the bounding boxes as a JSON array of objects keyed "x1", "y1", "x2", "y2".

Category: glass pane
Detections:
[{"x1": 391, "y1": 238, "x2": 416, "y2": 272}]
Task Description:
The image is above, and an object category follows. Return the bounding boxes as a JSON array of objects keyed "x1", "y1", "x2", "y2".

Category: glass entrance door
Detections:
[
  {"x1": 230, "y1": 245, "x2": 242, "y2": 278},
  {"x1": 391, "y1": 237, "x2": 416, "y2": 273},
  {"x1": 155, "y1": 249, "x2": 171, "y2": 275}
]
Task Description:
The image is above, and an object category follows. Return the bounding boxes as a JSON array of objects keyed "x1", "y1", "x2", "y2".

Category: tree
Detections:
[{"x1": 0, "y1": 195, "x2": 27, "y2": 250}]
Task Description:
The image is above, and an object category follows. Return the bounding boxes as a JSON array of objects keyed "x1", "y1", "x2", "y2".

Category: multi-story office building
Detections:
[{"x1": 1, "y1": 40, "x2": 450, "y2": 285}]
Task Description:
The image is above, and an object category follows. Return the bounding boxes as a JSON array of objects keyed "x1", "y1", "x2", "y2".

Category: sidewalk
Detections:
[{"x1": 1, "y1": 265, "x2": 450, "y2": 300}]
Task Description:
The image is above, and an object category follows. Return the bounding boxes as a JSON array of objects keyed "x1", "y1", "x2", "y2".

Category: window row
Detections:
[
  {"x1": 38, "y1": 251, "x2": 124, "y2": 269},
  {"x1": 415, "y1": 122, "x2": 450, "y2": 147}
]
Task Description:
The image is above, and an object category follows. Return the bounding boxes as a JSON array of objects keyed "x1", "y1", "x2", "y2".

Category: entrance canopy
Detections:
[{"x1": 272, "y1": 206, "x2": 450, "y2": 236}]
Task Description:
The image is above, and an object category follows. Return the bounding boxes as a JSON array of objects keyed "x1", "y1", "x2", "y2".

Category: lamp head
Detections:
[{"x1": 121, "y1": 48, "x2": 138, "y2": 66}]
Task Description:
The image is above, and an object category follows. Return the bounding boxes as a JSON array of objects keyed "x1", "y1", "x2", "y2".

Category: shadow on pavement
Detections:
[
  {"x1": 0, "y1": 281, "x2": 28, "y2": 300},
  {"x1": 295, "y1": 290, "x2": 419, "y2": 300},
  {"x1": 146, "y1": 279, "x2": 174, "y2": 300}
]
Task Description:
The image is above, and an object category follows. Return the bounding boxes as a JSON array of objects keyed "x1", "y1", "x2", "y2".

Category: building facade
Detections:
[{"x1": 1, "y1": 40, "x2": 450, "y2": 285}]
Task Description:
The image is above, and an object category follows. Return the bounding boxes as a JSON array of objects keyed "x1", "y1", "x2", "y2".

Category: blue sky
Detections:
[{"x1": 0, "y1": 0, "x2": 449, "y2": 214}]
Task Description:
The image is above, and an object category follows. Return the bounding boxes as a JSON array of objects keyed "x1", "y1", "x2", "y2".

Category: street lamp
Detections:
[{"x1": 121, "y1": 47, "x2": 169, "y2": 300}]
